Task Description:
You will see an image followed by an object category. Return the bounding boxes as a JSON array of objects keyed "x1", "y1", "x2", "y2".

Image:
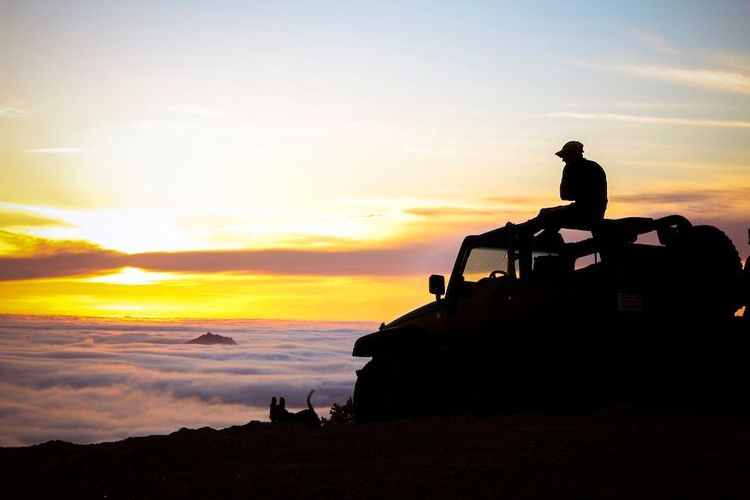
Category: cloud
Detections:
[
  {"x1": 0, "y1": 231, "x2": 124, "y2": 278},
  {"x1": 0, "y1": 250, "x2": 123, "y2": 280},
  {"x1": 0, "y1": 108, "x2": 27, "y2": 118},
  {"x1": 401, "y1": 146, "x2": 492, "y2": 158},
  {"x1": 703, "y1": 50, "x2": 750, "y2": 73},
  {"x1": 575, "y1": 61, "x2": 750, "y2": 95},
  {"x1": 622, "y1": 64, "x2": 750, "y2": 95},
  {"x1": 548, "y1": 112, "x2": 750, "y2": 129},
  {"x1": 560, "y1": 99, "x2": 709, "y2": 111},
  {"x1": 24, "y1": 148, "x2": 88, "y2": 154},
  {"x1": 483, "y1": 195, "x2": 552, "y2": 207},
  {"x1": 615, "y1": 191, "x2": 721, "y2": 205},
  {"x1": 630, "y1": 29, "x2": 682, "y2": 56},
  {"x1": 403, "y1": 198, "x2": 552, "y2": 222},
  {"x1": 0, "y1": 230, "x2": 107, "y2": 256},
  {"x1": 0, "y1": 211, "x2": 72, "y2": 229},
  {"x1": 0, "y1": 231, "x2": 446, "y2": 280},
  {"x1": 0, "y1": 316, "x2": 369, "y2": 445},
  {"x1": 613, "y1": 187, "x2": 750, "y2": 206},
  {"x1": 158, "y1": 106, "x2": 238, "y2": 118},
  {"x1": 127, "y1": 245, "x2": 450, "y2": 277},
  {"x1": 404, "y1": 206, "x2": 504, "y2": 218}
]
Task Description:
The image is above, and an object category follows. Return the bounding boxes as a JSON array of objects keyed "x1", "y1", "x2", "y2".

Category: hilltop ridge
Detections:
[{"x1": 2, "y1": 407, "x2": 750, "y2": 499}]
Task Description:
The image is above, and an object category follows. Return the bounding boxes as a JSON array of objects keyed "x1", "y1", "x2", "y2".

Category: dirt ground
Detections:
[{"x1": 2, "y1": 406, "x2": 750, "y2": 499}]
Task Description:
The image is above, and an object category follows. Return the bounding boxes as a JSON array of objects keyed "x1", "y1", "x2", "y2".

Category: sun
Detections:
[{"x1": 86, "y1": 267, "x2": 180, "y2": 285}]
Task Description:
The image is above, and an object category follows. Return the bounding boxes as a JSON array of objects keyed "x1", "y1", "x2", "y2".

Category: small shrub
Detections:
[{"x1": 321, "y1": 396, "x2": 354, "y2": 426}]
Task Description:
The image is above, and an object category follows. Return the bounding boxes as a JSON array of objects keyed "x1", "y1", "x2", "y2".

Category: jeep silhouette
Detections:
[{"x1": 352, "y1": 216, "x2": 746, "y2": 422}]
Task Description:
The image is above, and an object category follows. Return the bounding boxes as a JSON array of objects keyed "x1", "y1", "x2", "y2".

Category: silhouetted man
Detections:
[
  {"x1": 744, "y1": 228, "x2": 750, "y2": 318},
  {"x1": 532, "y1": 140, "x2": 608, "y2": 234}
]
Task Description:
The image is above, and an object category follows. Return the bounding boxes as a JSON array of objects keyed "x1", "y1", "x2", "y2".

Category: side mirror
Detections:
[{"x1": 429, "y1": 274, "x2": 445, "y2": 301}]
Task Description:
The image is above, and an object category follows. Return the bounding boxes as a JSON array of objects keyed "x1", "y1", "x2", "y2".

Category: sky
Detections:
[{"x1": 1, "y1": 0, "x2": 749, "y2": 321}]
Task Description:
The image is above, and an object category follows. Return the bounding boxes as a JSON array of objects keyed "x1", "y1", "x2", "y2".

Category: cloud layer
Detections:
[
  {"x1": 0, "y1": 230, "x2": 462, "y2": 281},
  {"x1": 0, "y1": 315, "x2": 371, "y2": 446}
]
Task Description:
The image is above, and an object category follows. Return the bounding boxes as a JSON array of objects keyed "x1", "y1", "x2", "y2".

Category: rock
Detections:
[{"x1": 186, "y1": 332, "x2": 236, "y2": 345}]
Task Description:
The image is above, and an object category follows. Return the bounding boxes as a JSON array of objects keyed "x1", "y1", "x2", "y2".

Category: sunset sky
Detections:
[{"x1": 2, "y1": 0, "x2": 749, "y2": 321}]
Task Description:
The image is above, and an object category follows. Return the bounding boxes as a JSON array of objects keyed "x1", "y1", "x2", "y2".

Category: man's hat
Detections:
[{"x1": 555, "y1": 140, "x2": 584, "y2": 157}]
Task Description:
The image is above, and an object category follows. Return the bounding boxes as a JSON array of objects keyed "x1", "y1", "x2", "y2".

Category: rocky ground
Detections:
[{"x1": 2, "y1": 405, "x2": 750, "y2": 499}]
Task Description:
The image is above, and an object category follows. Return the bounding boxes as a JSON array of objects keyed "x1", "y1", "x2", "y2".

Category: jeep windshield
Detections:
[
  {"x1": 460, "y1": 246, "x2": 561, "y2": 283},
  {"x1": 462, "y1": 246, "x2": 514, "y2": 282}
]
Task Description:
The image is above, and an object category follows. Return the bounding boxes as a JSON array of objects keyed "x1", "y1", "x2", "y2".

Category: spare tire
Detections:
[{"x1": 667, "y1": 224, "x2": 742, "y2": 318}]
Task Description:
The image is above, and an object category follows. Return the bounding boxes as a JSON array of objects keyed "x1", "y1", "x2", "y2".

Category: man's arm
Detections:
[{"x1": 559, "y1": 166, "x2": 575, "y2": 201}]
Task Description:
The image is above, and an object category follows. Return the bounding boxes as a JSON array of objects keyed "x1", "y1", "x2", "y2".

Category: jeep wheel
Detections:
[{"x1": 353, "y1": 358, "x2": 408, "y2": 423}]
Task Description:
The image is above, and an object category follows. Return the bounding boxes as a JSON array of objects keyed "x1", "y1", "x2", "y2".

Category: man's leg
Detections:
[{"x1": 527, "y1": 205, "x2": 573, "y2": 235}]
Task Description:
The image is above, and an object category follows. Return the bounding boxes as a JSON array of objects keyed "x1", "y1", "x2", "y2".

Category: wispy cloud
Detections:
[
  {"x1": 484, "y1": 195, "x2": 553, "y2": 206},
  {"x1": 611, "y1": 187, "x2": 750, "y2": 226},
  {"x1": 401, "y1": 146, "x2": 496, "y2": 159},
  {"x1": 575, "y1": 61, "x2": 750, "y2": 95},
  {"x1": 704, "y1": 51, "x2": 750, "y2": 73},
  {"x1": 24, "y1": 148, "x2": 88, "y2": 154},
  {"x1": 621, "y1": 160, "x2": 750, "y2": 172},
  {"x1": 159, "y1": 105, "x2": 238, "y2": 118},
  {"x1": 630, "y1": 29, "x2": 682, "y2": 56},
  {"x1": 548, "y1": 112, "x2": 750, "y2": 129},
  {"x1": 404, "y1": 206, "x2": 503, "y2": 218},
  {"x1": 0, "y1": 108, "x2": 27, "y2": 118},
  {"x1": 623, "y1": 64, "x2": 750, "y2": 95},
  {"x1": 404, "y1": 198, "x2": 550, "y2": 220},
  {"x1": 613, "y1": 187, "x2": 750, "y2": 207},
  {"x1": 560, "y1": 99, "x2": 709, "y2": 111}
]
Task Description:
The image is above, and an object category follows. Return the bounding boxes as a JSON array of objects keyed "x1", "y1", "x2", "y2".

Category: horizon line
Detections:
[{"x1": 0, "y1": 312, "x2": 380, "y2": 325}]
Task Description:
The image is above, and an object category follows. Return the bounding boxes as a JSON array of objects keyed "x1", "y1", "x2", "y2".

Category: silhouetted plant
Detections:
[{"x1": 321, "y1": 396, "x2": 354, "y2": 426}]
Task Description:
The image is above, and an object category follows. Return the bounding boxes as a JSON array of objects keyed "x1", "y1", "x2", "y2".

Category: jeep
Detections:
[{"x1": 352, "y1": 215, "x2": 746, "y2": 421}]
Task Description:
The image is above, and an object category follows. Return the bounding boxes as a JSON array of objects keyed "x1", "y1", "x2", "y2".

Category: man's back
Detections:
[{"x1": 560, "y1": 157, "x2": 607, "y2": 214}]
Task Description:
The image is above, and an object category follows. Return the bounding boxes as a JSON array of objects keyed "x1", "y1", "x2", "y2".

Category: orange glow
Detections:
[{"x1": 0, "y1": 273, "x2": 432, "y2": 322}]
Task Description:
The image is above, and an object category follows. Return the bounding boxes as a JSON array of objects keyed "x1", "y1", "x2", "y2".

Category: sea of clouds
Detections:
[{"x1": 0, "y1": 315, "x2": 373, "y2": 447}]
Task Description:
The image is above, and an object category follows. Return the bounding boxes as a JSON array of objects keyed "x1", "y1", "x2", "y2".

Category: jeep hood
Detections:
[{"x1": 352, "y1": 301, "x2": 443, "y2": 357}]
